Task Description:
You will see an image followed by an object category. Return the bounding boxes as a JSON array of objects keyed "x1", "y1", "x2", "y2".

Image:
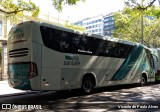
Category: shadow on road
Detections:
[{"x1": 1, "y1": 82, "x2": 160, "y2": 111}]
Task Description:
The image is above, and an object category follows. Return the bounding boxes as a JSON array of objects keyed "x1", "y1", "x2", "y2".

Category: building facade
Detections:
[
  {"x1": 75, "y1": 13, "x2": 115, "y2": 37},
  {"x1": 103, "y1": 13, "x2": 115, "y2": 37},
  {"x1": 0, "y1": 13, "x2": 11, "y2": 80},
  {"x1": 75, "y1": 15, "x2": 104, "y2": 35}
]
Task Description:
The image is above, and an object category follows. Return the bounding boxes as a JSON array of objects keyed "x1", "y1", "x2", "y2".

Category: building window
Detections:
[
  {"x1": 111, "y1": 30, "x2": 114, "y2": 33},
  {"x1": 0, "y1": 20, "x2": 2, "y2": 36},
  {"x1": 105, "y1": 18, "x2": 108, "y2": 22}
]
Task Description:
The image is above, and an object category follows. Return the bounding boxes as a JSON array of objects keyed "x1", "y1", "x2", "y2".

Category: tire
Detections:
[
  {"x1": 81, "y1": 77, "x2": 94, "y2": 94},
  {"x1": 140, "y1": 75, "x2": 146, "y2": 86}
]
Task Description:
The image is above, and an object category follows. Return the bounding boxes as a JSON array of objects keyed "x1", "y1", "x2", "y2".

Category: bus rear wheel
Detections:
[{"x1": 82, "y1": 77, "x2": 94, "y2": 94}]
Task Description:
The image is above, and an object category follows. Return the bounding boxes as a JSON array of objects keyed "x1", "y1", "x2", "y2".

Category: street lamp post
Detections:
[
  {"x1": 141, "y1": 13, "x2": 144, "y2": 44},
  {"x1": 141, "y1": 0, "x2": 144, "y2": 45}
]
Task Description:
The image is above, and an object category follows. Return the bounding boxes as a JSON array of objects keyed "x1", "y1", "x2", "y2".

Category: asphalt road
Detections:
[{"x1": 0, "y1": 83, "x2": 160, "y2": 112}]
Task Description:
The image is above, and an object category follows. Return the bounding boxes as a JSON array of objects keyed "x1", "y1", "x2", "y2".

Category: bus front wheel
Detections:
[{"x1": 81, "y1": 77, "x2": 94, "y2": 94}]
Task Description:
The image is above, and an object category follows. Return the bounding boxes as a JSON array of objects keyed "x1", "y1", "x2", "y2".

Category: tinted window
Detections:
[
  {"x1": 145, "y1": 49, "x2": 154, "y2": 68},
  {"x1": 40, "y1": 26, "x2": 60, "y2": 51},
  {"x1": 40, "y1": 26, "x2": 133, "y2": 58}
]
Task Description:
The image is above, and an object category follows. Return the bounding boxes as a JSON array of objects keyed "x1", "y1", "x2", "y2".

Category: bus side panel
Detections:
[
  {"x1": 76, "y1": 55, "x2": 125, "y2": 88},
  {"x1": 42, "y1": 46, "x2": 63, "y2": 68},
  {"x1": 61, "y1": 68, "x2": 77, "y2": 90},
  {"x1": 30, "y1": 42, "x2": 41, "y2": 90},
  {"x1": 41, "y1": 68, "x2": 61, "y2": 90},
  {"x1": 124, "y1": 48, "x2": 149, "y2": 84},
  {"x1": 41, "y1": 46, "x2": 62, "y2": 90}
]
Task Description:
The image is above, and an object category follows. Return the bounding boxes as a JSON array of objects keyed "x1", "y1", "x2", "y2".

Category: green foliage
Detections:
[
  {"x1": 52, "y1": 0, "x2": 85, "y2": 11},
  {"x1": 0, "y1": 0, "x2": 40, "y2": 23},
  {"x1": 125, "y1": 0, "x2": 157, "y2": 10},
  {"x1": 65, "y1": 22, "x2": 86, "y2": 32},
  {"x1": 114, "y1": 2, "x2": 160, "y2": 47}
]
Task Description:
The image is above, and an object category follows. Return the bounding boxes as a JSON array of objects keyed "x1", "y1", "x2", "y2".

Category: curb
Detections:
[
  {"x1": 0, "y1": 91, "x2": 55, "y2": 98},
  {"x1": 0, "y1": 91, "x2": 38, "y2": 98}
]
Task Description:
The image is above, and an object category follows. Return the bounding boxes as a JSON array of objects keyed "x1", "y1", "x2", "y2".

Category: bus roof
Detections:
[{"x1": 17, "y1": 21, "x2": 141, "y2": 47}]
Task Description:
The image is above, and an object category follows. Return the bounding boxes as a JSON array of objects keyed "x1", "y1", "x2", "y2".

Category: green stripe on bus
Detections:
[
  {"x1": 65, "y1": 55, "x2": 79, "y2": 61},
  {"x1": 111, "y1": 45, "x2": 143, "y2": 80},
  {"x1": 156, "y1": 76, "x2": 160, "y2": 81},
  {"x1": 8, "y1": 79, "x2": 32, "y2": 90}
]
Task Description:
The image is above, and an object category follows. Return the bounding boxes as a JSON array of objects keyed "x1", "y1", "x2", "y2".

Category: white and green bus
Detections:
[{"x1": 7, "y1": 21, "x2": 155, "y2": 93}]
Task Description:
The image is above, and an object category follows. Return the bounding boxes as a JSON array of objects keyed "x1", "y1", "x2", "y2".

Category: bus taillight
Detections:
[{"x1": 29, "y1": 62, "x2": 38, "y2": 79}]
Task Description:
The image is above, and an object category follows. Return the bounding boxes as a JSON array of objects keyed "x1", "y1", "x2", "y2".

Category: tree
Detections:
[
  {"x1": 0, "y1": 0, "x2": 85, "y2": 23},
  {"x1": 52, "y1": 0, "x2": 85, "y2": 11},
  {"x1": 125, "y1": 0, "x2": 160, "y2": 10},
  {"x1": 0, "y1": 0, "x2": 40, "y2": 22},
  {"x1": 65, "y1": 22, "x2": 86, "y2": 32},
  {"x1": 114, "y1": 1, "x2": 160, "y2": 47}
]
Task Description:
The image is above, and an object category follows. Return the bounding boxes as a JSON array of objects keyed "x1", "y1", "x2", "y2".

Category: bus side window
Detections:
[
  {"x1": 40, "y1": 26, "x2": 48, "y2": 43},
  {"x1": 77, "y1": 36, "x2": 87, "y2": 53},
  {"x1": 123, "y1": 45, "x2": 133, "y2": 58},
  {"x1": 119, "y1": 44, "x2": 126, "y2": 58},
  {"x1": 51, "y1": 28, "x2": 61, "y2": 51},
  {"x1": 104, "y1": 42, "x2": 113, "y2": 57},
  {"x1": 110, "y1": 42, "x2": 116, "y2": 57},
  {"x1": 85, "y1": 36, "x2": 93, "y2": 53},
  {"x1": 80, "y1": 36, "x2": 87, "y2": 50},
  {"x1": 119, "y1": 48, "x2": 125, "y2": 58},
  {"x1": 60, "y1": 41, "x2": 69, "y2": 52},
  {"x1": 48, "y1": 28, "x2": 54, "y2": 48},
  {"x1": 41, "y1": 26, "x2": 57, "y2": 50},
  {"x1": 114, "y1": 43, "x2": 121, "y2": 57},
  {"x1": 72, "y1": 35, "x2": 81, "y2": 53},
  {"x1": 59, "y1": 31, "x2": 70, "y2": 53},
  {"x1": 92, "y1": 38, "x2": 102, "y2": 55},
  {"x1": 98, "y1": 41, "x2": 109, "y2": 56},
  {"x1": 149, "y1": 54, "x2": 155, "y2": 69}
]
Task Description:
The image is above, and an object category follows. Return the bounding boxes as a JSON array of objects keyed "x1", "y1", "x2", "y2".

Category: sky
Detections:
[{"x1": 33, "y1": 0, "x2": 125, "y2": 22}]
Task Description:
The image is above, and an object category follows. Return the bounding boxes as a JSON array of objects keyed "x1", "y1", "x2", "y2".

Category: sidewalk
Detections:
[{"x1": 0, "y1": 80, "x2": 26, "y2": 95}]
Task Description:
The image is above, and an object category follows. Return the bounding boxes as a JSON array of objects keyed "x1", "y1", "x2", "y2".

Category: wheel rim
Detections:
[
  {"x1": 83, "y1": 79, "x2": 92, "y2": 92},
  {"x1": 141, "y1": 76, "x2": 145, "y2": 85}
]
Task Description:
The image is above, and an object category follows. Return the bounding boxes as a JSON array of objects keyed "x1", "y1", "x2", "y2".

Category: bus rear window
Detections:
[
  {"x1": 8, "y1": 21, "x2": 33, "y2": 44},
  {"x1": 8, "y1": 27, "x2": 24, "y2": 40}
]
